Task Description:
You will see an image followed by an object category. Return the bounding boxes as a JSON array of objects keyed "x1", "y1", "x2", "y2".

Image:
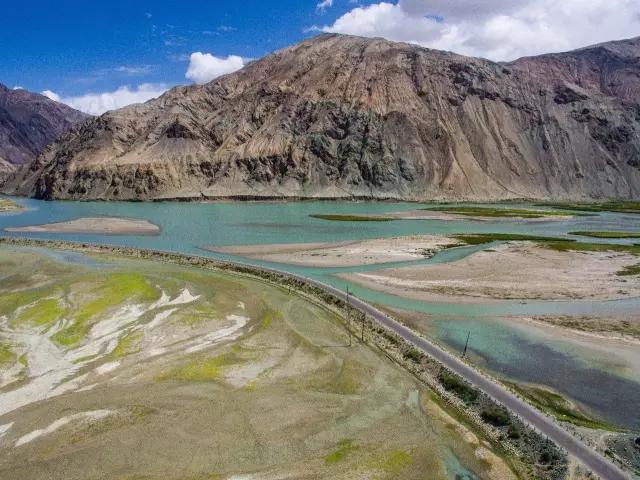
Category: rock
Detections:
[
  {"x1": 4, "y1": 34, "x2": 640, "y2": 201},
  {"x1": 0, "y1": 84, "x2": 90, "y2": 168}
]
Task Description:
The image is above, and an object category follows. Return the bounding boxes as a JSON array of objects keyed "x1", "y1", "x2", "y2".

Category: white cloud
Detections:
[
  {"x1": 42, "y1": 90, "x2": 61, "y2": 102},
  {"x1": 185, "y1": 52, "x2": 245, "y2": 84},
  {"x1": 42, "y1": 83, "x2": 168, "y2": 115},
  {"x1": 321, "y1": 0, "x2": 640, "y2": 60},
  {"x1": 12, "y1": 86, "x2": 24, "y2": 90},
  {"x1": 317, "y1": 0, "x2": 334, "y2": 11}
]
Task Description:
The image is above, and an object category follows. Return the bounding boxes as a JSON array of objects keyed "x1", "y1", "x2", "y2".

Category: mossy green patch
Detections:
[
  {"x1": 11, "y1": 297, "x2": 66, "y2": 329},
  {"x1": 507, "y1": 382, "x2": 622, "y2": 431},
  {"x1": 157, "y1": 353, "x2": 238, "y2": 382},
  {"x1": 18, "y1": 353, "x2": 28, "y2": 368},
  {"x1": 111, "y1": 330, "x2": 144, "y2": 358},
  {"x1": 424, "y1": 206, "x2": 584, "y2": 218},
  {"x1": 454, "y1": 233, "x2": 640, "y2": 256},
  {"x1": 260, "y1": 308, "x2": 283, "y2": 329},
  {"x1": 618, "y1": 264, "x2": 640, "y2": 276},
  {"x1": 52, "y1": 272, "x2": 159, "y2": 347},
  {"x1": 0, "y1": 289, "x2": 52, "y2": 318},
  {"x1": 543, "y1": 240, "x2": 640, "y2": 255},
  {"x1": 325, "y1": 439, "x2": 359, "y2": 464},
  {"x1": 0, "y1": 341, "x2": 15, "y2": 366},
  {"x1": 369, "y1": 449, "x2": 412, "y2": 475},
  {"x1": 310, "y1": 214, "x2": 394, "y2": 222},
  {"x1": 262, "y1": 311, "x2": 272, "y2": 328},
  {"x1": 176, "y1": 305, "x2": 218, "y2": 327},
  {"x1": 569, "y1": 231, "x2": 640, "y2": 239},
  {"x1": 537, "y1": 201, "x2": 640, "y2": 214},
  {"x1": 453, "y1": 233, "x2": 569, "y2": 245}
]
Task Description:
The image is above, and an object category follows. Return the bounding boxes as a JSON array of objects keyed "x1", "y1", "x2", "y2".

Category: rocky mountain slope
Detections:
[
  {"x1": 4, "y1": 34, "x2": 640, "y2": 201},
  {"x1": 0, "y1": 84, "x2": 89, "y2": 180}
]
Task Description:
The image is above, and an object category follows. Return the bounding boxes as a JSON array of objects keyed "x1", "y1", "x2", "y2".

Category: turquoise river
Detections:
[{"x1": 1, "y1": 196, "x2": 640, "y2": 430}]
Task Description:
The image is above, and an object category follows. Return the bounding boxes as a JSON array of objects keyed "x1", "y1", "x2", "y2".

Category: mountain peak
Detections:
[
  {"x1": 3, "y1": 35, "x2": 640, "y2": 201},
  {"x1": 0, "y1": 86, "x2": 90, "y2": 166}
]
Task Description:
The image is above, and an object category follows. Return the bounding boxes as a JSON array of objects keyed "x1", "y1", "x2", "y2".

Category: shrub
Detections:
[
  {"x1": 481, "y1": 406, "x2": 511, "y2": 427},
  {"x1": 403, "y1": 347, "x2": 422, "y2": 363},
  {"x1": 438, "y1": 370, "x2": 479, "y2": 404}
]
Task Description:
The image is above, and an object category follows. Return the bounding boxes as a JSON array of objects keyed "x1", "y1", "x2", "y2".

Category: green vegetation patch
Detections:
[
  {"x1": 11, "y1": 297, "x2": 66, "y2": 329},
  {"x1": 176, "y1": 304, "x2": 219, "y2": 327},
  {"x1": 111, "y1": 330, "x2": 144, "y2": 358},
  {"x1": 452, "y1": 233, "x2": 570, "y2": 245},
  {"x1": 507, "y1": 382, "x2": 621, "y2": 431},
  {"x1": 537, "y1": 201, "x2": 640, "y2": 215},
  {"x1": 0, "y1": 289, "x2": 53, "y2": 318},
  {"x1": 438, "y1": 370, "x2": 479, "y2": 405},
  {"x1": 402, "y1": 347, "x2": 423, "y2": 364},
  {"x1": 368, "y1": 450, "x2": 413, "y2": 475},
  {"x1": 157, "y1": 353, "x2": 238, "y2": 382},
  {"x1": 52, "y1": 272, "x2": 159, "y2": 347},
  {"x1": 309, "y1": 214, "x2": 394, "y2": 222},
  {"x1": 260, "y1": 308, "x2": 282, "y2": 328},
  {"x1": 618, "y1": 264, "x2": 640, "y2": 276},
  {"x1": 481, "y1": 406, "x2": 511, "y2": 427},
  {"x1": 454, "y1": 233, "x2": 640, "y2": 255},
  {"x1": 569, "y1": 231, "x2": 640, "y2": 239},
  {"x1": 543, "y1": 240, "x2": 640, "y2": 255},
  {"x1": 325, "y1": 439, "x2": 359, "y2": 464},
  {"x1": 423, "y1": 206, "x2": 583, "y2": 218},
  {"x1": 0, "y1": 341, "x2": 15, "y2": 366}
]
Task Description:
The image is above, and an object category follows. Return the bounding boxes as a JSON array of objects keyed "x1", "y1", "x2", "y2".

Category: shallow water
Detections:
[{"x1": 2, "y1": 195, "x2": 640, "y2": 428}]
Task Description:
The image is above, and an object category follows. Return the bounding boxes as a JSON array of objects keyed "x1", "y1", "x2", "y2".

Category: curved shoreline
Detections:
[{"x1": 0, "y1": 236, "x2": 631, "y2": 480}]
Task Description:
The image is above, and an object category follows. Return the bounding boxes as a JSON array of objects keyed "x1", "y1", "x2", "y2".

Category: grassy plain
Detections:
[{"x1": 0, "y1": 245, "x2": 512, "y2": 480}]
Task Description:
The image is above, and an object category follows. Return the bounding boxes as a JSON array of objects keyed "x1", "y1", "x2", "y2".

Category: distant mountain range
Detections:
[
  {"x1": 3, "y1": 34, "x2": 640, "y2": 201},
  {"x1": 0, "y1": 83, "x2": 89, "y2": 179}
]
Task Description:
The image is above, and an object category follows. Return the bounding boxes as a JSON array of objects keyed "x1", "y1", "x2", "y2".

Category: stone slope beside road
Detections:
[{"x1": 4, "y1": 34, "x2": 640, "y2": 201}]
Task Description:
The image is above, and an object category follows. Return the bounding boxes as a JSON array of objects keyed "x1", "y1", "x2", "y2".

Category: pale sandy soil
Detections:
[
  {"x1": 5, "y1": 217, "x2": 160, "y2": 235},
  {"x1": 0, "y1": 246, "x2": 515, "y2": 480},
  {"x1": 207, "y1": 235, "x2": 461, "y2": 267},
  {"x1": 340, "y1": 242, "x2": 640, "y2": 301}
]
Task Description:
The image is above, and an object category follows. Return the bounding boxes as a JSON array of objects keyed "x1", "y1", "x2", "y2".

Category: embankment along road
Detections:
[{"x1": 280, "y1": 270, "x2": 631, "y2": 480}]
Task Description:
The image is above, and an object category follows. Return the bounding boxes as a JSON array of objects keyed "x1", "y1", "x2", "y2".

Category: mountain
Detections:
[
  {"x1": 0, "y1": 83, "x2": 89, "y2": 181},
  {"x1": 4, "y1": 34, "x2": 640, "y2": 201}
]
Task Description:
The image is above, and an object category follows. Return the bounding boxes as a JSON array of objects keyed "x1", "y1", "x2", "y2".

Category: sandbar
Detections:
[
  {"x1": 206, "y1": 235, "x2": 461, "y2": 267},
  {"x1": 6, "y1": 217, "x2": 160, "y2": 236},
  {"x1": 340, "y1": 242, "x2": 640, "y2": 301}
]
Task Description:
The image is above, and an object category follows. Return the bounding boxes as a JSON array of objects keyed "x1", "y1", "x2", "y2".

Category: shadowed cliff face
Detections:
[
  {"x1": 0, "y1": 84, "x2": 90, "y2": 170},
  {"x1": 4, "y1": 34, "x2": 640, "y2": 201}
]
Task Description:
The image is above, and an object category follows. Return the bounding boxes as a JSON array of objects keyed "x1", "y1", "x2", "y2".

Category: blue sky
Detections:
[
  {"x1": 2, "y1": 0, "x2": 638, "y2": 115},
  {"x1": 1, "y1": 0, "x2": 343, "y2": 96}
]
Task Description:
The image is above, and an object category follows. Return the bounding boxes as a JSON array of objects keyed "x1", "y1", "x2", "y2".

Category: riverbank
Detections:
[
  {"x1": 341, "y1": 242, "x2": 640, "y2": 302},
  {"x1": 207, "y1": 235, "x2": 460, "y2": 267}
]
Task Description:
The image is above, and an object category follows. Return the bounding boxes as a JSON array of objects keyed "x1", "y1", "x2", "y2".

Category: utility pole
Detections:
[
  {"x1": 361, "y1": 312, "x2": 365, "y2": 342},
  {"x1": 346, "y1": 286, "x2": 352, "y2": 347},
  {"x1": 462, "y1": 331, "x2": 470, "y2": 358}
]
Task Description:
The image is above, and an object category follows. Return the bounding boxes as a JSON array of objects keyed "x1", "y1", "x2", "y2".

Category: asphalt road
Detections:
[{"x1": 278, "y1": 270, "x2": 631, "y2": 480}]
